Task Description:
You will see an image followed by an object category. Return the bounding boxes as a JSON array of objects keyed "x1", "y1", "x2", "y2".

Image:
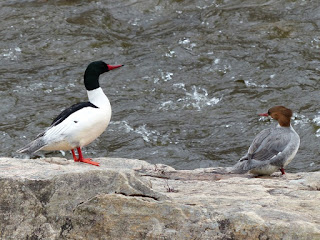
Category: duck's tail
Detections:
[
  {"x1": 226, "y1": 160, "x2": 250, "y2": 174},
  {"x1": 17, "y1": 138, "x2": 46, "y2": 155}
]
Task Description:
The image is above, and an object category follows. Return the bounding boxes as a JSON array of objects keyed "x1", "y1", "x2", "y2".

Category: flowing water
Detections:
[{"x1": 1, "y1": 0, "x2": 320, "y2": 172}]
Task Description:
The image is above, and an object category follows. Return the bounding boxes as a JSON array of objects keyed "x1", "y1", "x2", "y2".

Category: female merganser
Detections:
[
  {"x1": 230, "y1": 106, "x2": 300, "y2": 175},
  {"x1": 17, "y1": 61, "x2": 123, "y2": 166}
]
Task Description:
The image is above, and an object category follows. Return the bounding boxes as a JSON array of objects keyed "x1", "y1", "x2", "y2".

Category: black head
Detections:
[{"x1": 84, "y1": 61, "x2": 123, "y2": 91}]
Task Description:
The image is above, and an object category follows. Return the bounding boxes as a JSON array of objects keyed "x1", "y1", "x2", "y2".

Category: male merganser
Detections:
[
  {"x1": 230, "y1": 106, "x2": 300, "y2": 175},
  {"x1": 17, "y1": 61, "x2": 123, "y2": 166}
]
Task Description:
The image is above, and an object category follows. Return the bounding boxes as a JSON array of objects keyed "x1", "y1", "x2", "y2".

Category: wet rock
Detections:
[{"x1": 0, "y1": 157, "x2": 319, "y2": 239}]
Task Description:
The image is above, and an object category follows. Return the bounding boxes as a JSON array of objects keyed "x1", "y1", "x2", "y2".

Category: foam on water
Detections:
[
  {"x1": 244, "y1": 80, "x2": 268, "y2": 88},
  {"x1": 110, "y1": 121, "x2": 134, "y2": 133},
  {"x1": 2, "y1": 47, "x2": 21, "y2": 61},
  {"x1": 312, "y1": 114, "x2": 320, "y2": 126},
  {"x1": 161, "y1": 71, "x2": 173, "y2": 82},
  {"x1": 134, "y1": 125, "x2": 161, "y2": 143},
  {"x1": 164, "y1": 50, "x2": 176, "y2": 58},
  {"x1": 160, "y1": 85, "x2": 220, "y2": 111},
  {"x1": 178, "y1": 38, "x2": 197, "y2": 50},
  {"x1": 293, "y1": 113, "x2": 310, "y2": 126},
  {"x1": 110, "y1": 121, "x2": 174, "y2": 145},
  {"x1": 312, "y1": 113, "x2": 320, "y2": 137}
]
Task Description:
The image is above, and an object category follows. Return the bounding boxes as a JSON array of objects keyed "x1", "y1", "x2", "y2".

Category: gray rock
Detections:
[{"x1": 0, "y1": 157, "x2": 319, "y2": 239}]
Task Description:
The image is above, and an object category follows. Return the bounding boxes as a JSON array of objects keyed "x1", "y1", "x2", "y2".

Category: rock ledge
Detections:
[{"x1": 0, "y1": 157, "x2": 319, "y2": 240}]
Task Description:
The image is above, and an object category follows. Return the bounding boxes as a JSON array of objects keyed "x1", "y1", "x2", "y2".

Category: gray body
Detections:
[{"x1": 230, "y1": 124, "x2": 300, "y2": 175}]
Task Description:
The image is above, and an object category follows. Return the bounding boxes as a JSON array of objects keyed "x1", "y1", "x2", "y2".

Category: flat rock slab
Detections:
[
  {"x1": 0, "y1": 157, "x2": 152, "y2": 179},
  {"x1": 0, "y1": 157, "x2": 319, "y2": 240},
  {"x1": 139, "y1": 164, "x2": 320, "y2": 239}
]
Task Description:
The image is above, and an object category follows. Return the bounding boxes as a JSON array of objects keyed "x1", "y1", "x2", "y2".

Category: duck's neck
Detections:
[
  {"x1": 277, "y1": 116, "x2": 291, "y2": 127},
  {"x1": 84, "y1": 71, "x2": 100, "y2": 90},
  {"x1": 87, "y1": 87, "x2": 110, "y2": 109}
]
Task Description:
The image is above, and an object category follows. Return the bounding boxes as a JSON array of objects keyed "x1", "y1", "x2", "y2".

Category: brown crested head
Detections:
[{"x1": 267, "y1": 106, "x2": 292, "y2": 127}]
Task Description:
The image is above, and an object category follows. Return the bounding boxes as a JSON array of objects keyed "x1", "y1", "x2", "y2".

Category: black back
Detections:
[{"x1": 51, "y1": 102, "x2": 98, "y2": 127}]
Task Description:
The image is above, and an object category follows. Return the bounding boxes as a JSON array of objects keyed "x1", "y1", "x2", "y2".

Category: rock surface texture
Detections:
[{"x1": 0, "y1": 157, "x2": 319, "y2": 240}]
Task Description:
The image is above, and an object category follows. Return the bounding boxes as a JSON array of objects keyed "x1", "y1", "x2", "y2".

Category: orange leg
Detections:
[
  {"x1": 71, "y1": 148, "x2": 100, "y2": 166},
  {"x1": 280, "y1": 167, "x2": 285, "y2": 175},
  {"x1": 71, "y1": 149, "x2": 78, "y2": 161}
]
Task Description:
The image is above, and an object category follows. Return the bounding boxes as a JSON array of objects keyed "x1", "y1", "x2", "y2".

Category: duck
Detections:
[
  {"x1": 17, "y1": 61, "x2": 123, "y2": 166},
  {"x1": 230, "y1": 106, "x2": 300, "y2": 175}
]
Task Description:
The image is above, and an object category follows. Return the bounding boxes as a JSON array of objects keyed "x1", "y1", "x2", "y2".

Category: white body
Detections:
[{"x1": 40, "y1": 88, "x2": 111, "y2": 151}]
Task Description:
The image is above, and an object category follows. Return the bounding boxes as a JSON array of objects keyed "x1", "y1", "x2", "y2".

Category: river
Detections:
[{"x1": 1, "y1": 0, "x2": 319, "y2": 172}]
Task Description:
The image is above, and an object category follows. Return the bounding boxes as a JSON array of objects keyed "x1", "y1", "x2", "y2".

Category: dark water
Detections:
[{"x1": 1, "y1": 0, "x2": 320, "y2": 172}]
